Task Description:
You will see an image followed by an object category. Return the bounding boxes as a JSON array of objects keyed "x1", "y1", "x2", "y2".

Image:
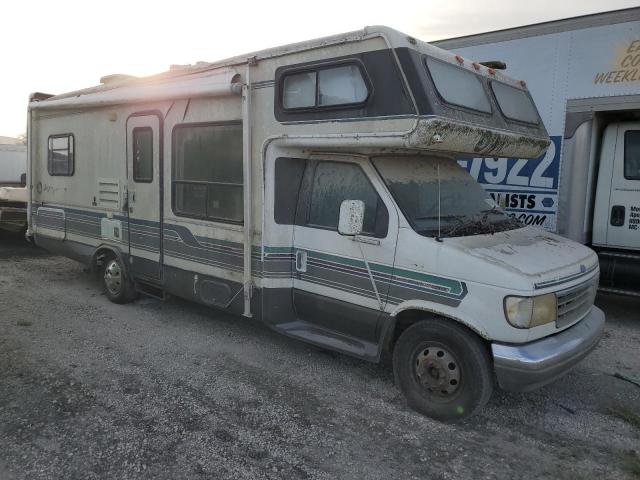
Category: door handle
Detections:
[
  {"x1": 128, "y1": 191, "x2": 136, "y2": 213},
  {"x1": 610, "y1": 205, "x2": 625, "y2": 227},
  {"x1": 295, "y1": 250, "x2": 307, "y2": 273}
]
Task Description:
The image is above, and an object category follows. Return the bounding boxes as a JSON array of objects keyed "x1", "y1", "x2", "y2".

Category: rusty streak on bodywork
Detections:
[{"x1": 405, "y1": 117, "x2": 550, "y2": 159}]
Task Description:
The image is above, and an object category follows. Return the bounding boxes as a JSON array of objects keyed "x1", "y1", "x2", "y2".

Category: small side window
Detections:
[
  {"x1": 317, "y1": 65, "x2": 368, "y2": 106},
  {"x1": 303, "y1": 161, "x2": 388, "y2": 238},
  {"x1": 133, "y1": 127, "x2": 153, "y2": 183},
  {"x1": 624, "y1": 130, "x2": 640, "y2": 180},
  {"x1": 283, "y1": 72, "x2": 317, "y2": 109},
  {"x1": 282, "y1": 63, "x2": 369, "y2": 110},
  {"x1": 48, "y1": 134, "x2": 74, "y2": 176}
]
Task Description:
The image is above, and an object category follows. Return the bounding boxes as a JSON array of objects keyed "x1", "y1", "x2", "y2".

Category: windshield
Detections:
[{"x1": 373, "y1": 155, "x2": 521, "y2": 238}]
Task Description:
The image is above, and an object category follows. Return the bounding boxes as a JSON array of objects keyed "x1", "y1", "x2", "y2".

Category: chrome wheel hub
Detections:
[
  {"x1": 415, "y1": 345, "x2": 461, "y2": 396},
  {"x1": 104, "y1": 259, "x2": 123, "y2": 295}
]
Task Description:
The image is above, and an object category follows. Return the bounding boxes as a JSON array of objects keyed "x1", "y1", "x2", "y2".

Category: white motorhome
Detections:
[
  {"x1": 0, "y1": 143, "x2": 28, "y2": 232},
  {"x1": 27, "y1": 26, "x2": 604, "y2": 420},
  {"x1": 434, "y1": 7, "x2": 640, "y2": 296}
]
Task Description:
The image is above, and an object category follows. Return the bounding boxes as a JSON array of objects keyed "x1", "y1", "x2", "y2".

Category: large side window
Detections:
[
  {"x1": 48, "y1": 134, "x2": 74, "y2": 176},
  {"x1": 624, "y1": 130, "x2": 640, "y2": 180},
  {"x1": 172, "y1": 122, "x2": 243, "y2": 224},
  {"x1": 300, "y1": 161, "x2": 387, "y2": 237},
  {"x1": 132, "y1": 127, "x2": 153, "y2": 183},
  {"x1": 282, "y1": 63, "x2": 369, "y2": 110}
]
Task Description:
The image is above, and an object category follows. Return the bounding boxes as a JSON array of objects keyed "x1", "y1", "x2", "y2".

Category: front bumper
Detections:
[{"x1": 491, "y1": 306, "x2": 605, "y2": 392}]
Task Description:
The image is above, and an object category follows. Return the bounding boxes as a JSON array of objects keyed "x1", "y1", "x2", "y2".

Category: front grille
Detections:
[{"x1": 556, "y1": 277, "x2": 598, "y2": 329}]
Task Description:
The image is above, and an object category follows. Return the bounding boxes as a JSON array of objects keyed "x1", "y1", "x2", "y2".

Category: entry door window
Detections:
[
  {"x1": 133, "y1": 127, "x2": 153, "y2": 183},
  {"x1": 624, "y1": 130, "x2": 640, "y2": 180}
]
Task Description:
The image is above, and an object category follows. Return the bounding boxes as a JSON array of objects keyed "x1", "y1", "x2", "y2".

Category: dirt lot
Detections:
[{"x1": 0, "y1": 231, "x2": 639, "y2": 480}]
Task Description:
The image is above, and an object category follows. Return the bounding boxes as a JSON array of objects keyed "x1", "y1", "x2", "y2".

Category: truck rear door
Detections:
[{"x1": 605, "y1": 122, "x2": 640, "y2": 250}]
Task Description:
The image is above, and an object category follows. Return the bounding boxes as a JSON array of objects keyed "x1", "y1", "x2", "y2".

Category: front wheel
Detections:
[
  {"x1": 102, "y1": 254, "x2": 136, "y2": 304},
  {"x1": 393, "y1": 318, "x2": 493, "y2": 422}
]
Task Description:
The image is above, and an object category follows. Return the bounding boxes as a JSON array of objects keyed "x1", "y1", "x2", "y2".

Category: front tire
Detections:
[
  {"x1": 102, "y1": 254, "x2": 136, "y2": 304},
  {"x1": 393, "y1": 318, "x2": 493, "y2": 422}
]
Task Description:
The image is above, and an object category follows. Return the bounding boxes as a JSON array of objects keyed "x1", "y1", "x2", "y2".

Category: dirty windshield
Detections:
[{"x1": 373, "y1": 156, "x2": 521, "y2": 238}]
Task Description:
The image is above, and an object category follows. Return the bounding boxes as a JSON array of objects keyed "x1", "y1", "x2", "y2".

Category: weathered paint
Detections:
[{"x1": 405, "y1": 117, "x2": 550, "y2": 159}]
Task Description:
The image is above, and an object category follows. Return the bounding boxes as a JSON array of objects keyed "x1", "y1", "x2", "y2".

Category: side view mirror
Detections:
[{"x1": 338, "y1": 200, "x2": 365, "y2": 236}]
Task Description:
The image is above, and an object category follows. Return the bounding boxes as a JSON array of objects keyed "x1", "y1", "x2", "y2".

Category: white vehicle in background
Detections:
[
  {"x1": 0, "y1": 143, "x2": 28, "y2": 233},
  {"x1": 27, "y1": 26, "x2": 604, "y2": 420},
  {"x1": 435, "y1": 7, "x2": 640, "y2": 296}
]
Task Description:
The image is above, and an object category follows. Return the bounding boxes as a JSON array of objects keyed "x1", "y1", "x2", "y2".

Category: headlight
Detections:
[{"x1": 504, "y1": 293, "x2": 557, "y2": 328}]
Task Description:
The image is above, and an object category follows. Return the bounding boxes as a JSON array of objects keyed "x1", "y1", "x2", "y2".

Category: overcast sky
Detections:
[{"x1": 1, "y1": 0, "x2": 638, "y2": 137}]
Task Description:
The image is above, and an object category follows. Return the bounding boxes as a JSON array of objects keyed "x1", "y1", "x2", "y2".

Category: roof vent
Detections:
[
  {"x1": 169, "y1": 61, "x2": 210, "y2": 71},
  {"x1": 100, "y1": 74, "x2": 137, "y2": 84}
]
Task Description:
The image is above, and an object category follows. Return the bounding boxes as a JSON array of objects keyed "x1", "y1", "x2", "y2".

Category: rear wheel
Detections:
[
  {"x1": 393, "y1": 318, "x2": 493, "y2": 422},
  {"x1": 102, "y1": 254, "x2": 136, "y2": 304}
]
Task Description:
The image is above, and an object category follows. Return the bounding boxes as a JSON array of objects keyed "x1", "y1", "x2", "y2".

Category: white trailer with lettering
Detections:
[
  {"x1": 435, "y1": 7, "x2": 640, "y2": 295},
  {"x1": 0, "y1": 143, "x2": 27, "y2": 232},
  {"x1": 28, "y1": 26, "x2": 604, "y2": 420}
]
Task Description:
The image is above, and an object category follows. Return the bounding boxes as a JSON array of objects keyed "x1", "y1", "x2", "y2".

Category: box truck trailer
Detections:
[
  {"x1": 0, "y1": 143, "x2": 27, "y2": 232},
  {"x1": 27, "y1": 26, "x2": 604, "y2": 420},
  {"x1": 434, "y1": 7, "x2": 640, "y2": 296}
]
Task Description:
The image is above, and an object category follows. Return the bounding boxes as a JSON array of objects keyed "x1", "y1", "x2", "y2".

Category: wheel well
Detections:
[
  {"x1": 388, "y1": 309, "x2": 488, "y2": 353},
  {"x1": 92, "y1": 247, "x2": 119, "y2": 272}
]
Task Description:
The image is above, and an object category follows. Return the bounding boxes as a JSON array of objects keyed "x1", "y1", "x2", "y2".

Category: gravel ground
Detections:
[{"x1": 0, "y1": 230, "x2": 639, "y2": 480}]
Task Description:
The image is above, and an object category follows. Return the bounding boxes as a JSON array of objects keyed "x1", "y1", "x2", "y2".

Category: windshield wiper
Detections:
[{"x1": 443, "y1": 209, "x2": 502, "y2": 238}]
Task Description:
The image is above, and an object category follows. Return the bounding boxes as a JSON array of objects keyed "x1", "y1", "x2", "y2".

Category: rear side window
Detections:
[
  {"x1": 624, "y1": 130, "x2": 640, "y2": 180},
  {"x1": 172, "y1": 122, "x2": 243, "y2": 224},
  {"x1": 425, "y1": 57, "x2": 491, "y2": 113},
  {"x1": 302, "y1": 161, "x2": 388, "y2": 237},
  {"x1": 132, "y1": 127, "x2": 153, "y2": 183},
  {"x1": 48, "y1": 134, "x2": 74, "y2": 176},
  {"x1": 282, "y1": 63, "x2": 369, "y2": 110},
  {"x1": 491, "y1": 81, "x2": 539, "y2": 124}
]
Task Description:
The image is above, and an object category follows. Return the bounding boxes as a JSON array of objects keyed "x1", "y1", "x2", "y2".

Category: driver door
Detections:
[{"x1": 291, "y1": 156, "x2": 398, "y2": 344}]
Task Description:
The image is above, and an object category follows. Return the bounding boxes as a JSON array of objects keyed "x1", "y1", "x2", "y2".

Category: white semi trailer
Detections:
[
  {"x1": 0, "y1": 143, "x2": 27, "y2": 232},
  {"x1": 434, "y1": 7, "x2": 640, "y2": 296}
]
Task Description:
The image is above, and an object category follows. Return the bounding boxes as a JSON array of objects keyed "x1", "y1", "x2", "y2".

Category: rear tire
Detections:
[
  {"x1": 102, "y1": 254, "x2": 136, "y2": 304},
  {"x1": 393, "y1": 318, "x2": 493, "y2": 422}
]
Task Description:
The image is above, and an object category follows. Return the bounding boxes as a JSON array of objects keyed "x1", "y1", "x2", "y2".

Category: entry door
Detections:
[
  {"x1": 607, "y1": 123, "x2": 640, "y2": 250},
  {"x1": 126, "y1": 114, "x2": 163, "y2": 279},
  {"x1": 292, "y1": 157, "x2": 398, "y2": 344}
]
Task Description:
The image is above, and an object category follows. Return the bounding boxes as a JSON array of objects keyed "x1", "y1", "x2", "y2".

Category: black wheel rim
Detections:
[{"x1": 412, "y1": 342, "x2": 462, "y2": 399}]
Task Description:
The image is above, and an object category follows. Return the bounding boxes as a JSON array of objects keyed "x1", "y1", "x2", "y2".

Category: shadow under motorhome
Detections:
[{"x1": 27, "y1": 26, "x2": 604, "y2": 421}]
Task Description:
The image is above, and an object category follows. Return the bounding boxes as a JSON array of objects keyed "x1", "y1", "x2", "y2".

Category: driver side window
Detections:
[{"x1": 304, "y1": 160, "x2": 388, "y2": 237}]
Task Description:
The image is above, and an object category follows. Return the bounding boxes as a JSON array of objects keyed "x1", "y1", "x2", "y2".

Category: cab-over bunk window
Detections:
[
  {"x1": 424, "y1": 57, "x2": 491, "y2": 113},
  {"x1": 172, "y1": 122, "x2": 243, "y2": 224},
  {"x1": 490, "y1": 81, "x2": 539, "y2": 125}
]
